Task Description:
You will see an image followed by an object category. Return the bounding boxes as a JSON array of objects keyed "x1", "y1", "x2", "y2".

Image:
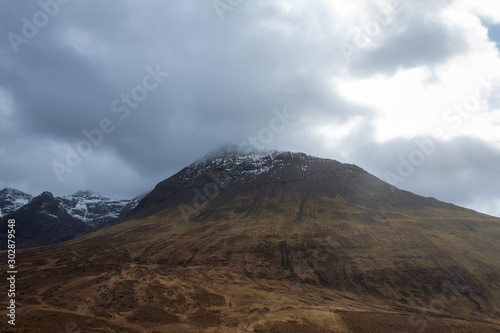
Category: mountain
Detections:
[
  {"x1": 0, "y1": 191, "x2": 93, "y2": 249},
  {"x1": 0, "y1": 188, "x2": 32, "y2": 217},
  {"x1": 0, "y1": 189, "x2": 142, "y2": 248},
  {"x1": 131, "y1": 144, "x2": 458, "y2": 220},
  {"x1": 58, "y1": 190, "x2": 143, "y2": 227},
  {"x1": 1, "y1": 146, "x2": 500, "y2": 332}
]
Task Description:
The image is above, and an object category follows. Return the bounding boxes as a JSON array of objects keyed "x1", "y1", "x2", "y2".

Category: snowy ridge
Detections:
[
  {"x1": 0, "y1": 188, "x2": 142, "y2": 227},
  {"x1": 0, "y1": 188, "x2": 33, "y2": 218},
  {"x1": 183, "y1": 145, "x2": 281, "y2": 182},
  {"x1": 181, "y1": 145, "x2": 323, "y2": 185},
  {"x1": 58, "y1": 191, "x2": 141, "y2": 227}
]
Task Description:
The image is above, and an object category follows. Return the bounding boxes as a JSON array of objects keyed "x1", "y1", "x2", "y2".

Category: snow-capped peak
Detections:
[
  {"x1": 0, "y1": 187, "x2": 142, "y2": 227},
  {"x1": 199, "y1": 144, "x2": 277, "y2": 163},
  {"x1": 180, "y1": 145, "x2": 285, "y2": 183},
  {"x1": 0, "y1": 188, "x2": 33, "y2": 218},
  {"x1": 58, "y1": 191, "x2": 140, "y2": 227}
]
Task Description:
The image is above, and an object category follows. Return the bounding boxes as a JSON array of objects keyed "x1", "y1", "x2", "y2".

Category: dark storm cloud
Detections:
[
  {"x1": 347, "y1": 0, "x2": 469, "y2": 76},
  {"x1": 0, "y1": 0, "x2": 498, "y2": 216},
  {"x1": 0, "y1": 0, "x2": 367, "y2": 186},
  {"x1": 354, "y1": 21, "x2": 469, "y2": 76}
]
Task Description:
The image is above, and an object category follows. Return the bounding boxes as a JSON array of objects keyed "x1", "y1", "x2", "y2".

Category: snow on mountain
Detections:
[
  {"x1": 58, "y1": 191, "x2": 142, "y2": 227},
  {"x1": 0, "y1": 188, "x2": 33, "y2": 218},
  {"x1": 0, "y1": 191, "x2": 93, "y2": 249},
  {"x1": 0, "y1": 188, "x2": 142, "y2": 227},
  {"x1": 183, "y1": 144, "x2": 281, "y2": 181},
  {"x1": 179, "y1": 145, "x2": 323, "y2": 187}
]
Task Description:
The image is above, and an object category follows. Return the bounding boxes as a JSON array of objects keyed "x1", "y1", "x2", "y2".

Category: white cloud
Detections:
[
  {"x1": 457, "y1": 0, "x2": 500, "y2": 23},
  {"x1": 331, "y1": 1, "x2": 500, "y2": 144}
]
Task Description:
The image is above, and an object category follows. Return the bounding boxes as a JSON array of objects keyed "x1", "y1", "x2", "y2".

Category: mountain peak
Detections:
[
  {"x1": 38, "y1": 191, "x2": 54, "y2": 199},
  {"x1": 1, "y1": 187, "x2": 30, "y2": 196},
  {"x1": 0, "y1": 188, "x2": 33, "y2": 218},
  {"x1": 199, "y1": 144, "x2": 277, "y2": 163},
  {"x1": 72, "y1": 190, "x2": 101, "y2": 198},
  {"x1": 132, "y1": 147, "x2": 392, "y2": 220}
]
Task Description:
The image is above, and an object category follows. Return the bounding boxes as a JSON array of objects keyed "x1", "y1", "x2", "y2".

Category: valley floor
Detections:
[{"x1": 2, "y1": 261, "x2": 500, "y2": 333}]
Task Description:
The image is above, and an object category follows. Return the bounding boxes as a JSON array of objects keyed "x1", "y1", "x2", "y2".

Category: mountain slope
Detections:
[{"x1": 1, "y1": 147, "x2": 500, "y2": 332}]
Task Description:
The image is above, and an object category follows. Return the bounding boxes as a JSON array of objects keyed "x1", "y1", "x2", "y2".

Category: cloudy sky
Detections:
[{"x1": 1, "y1": 0, "x2": 500, "y2": 217}]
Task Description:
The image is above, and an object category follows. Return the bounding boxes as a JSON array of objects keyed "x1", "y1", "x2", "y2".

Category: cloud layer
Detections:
[{"x1": 0, "y1": 0, "x2": 499, "y2": 216}]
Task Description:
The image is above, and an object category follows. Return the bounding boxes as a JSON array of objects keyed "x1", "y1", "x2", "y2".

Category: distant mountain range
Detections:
[{"x1": 0, "y1": 188, "x2": 143, "y2": 248}]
